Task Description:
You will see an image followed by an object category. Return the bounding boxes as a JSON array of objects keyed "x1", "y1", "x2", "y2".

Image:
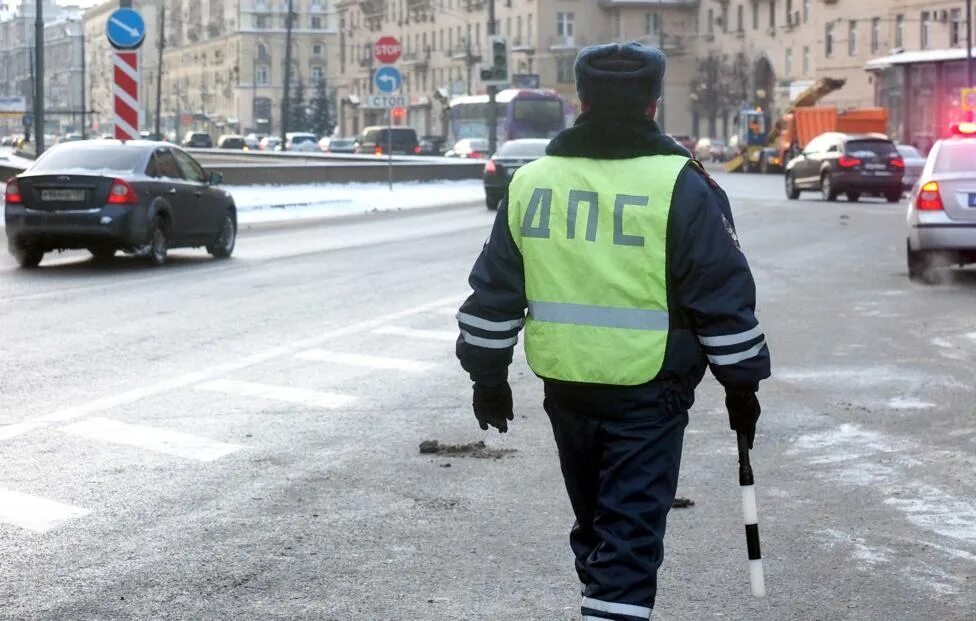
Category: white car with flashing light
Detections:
[{"x1": 906, "y1": 122, "x2": 976, "y2": 282}]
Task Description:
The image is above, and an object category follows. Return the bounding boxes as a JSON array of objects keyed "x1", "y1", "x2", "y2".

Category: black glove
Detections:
[
  {"x1": 725, "y1": 389, "x2": 761, "y2": 449},
  {"x1": 472, "y1": 382, "x2": 514, "y2": 433}
]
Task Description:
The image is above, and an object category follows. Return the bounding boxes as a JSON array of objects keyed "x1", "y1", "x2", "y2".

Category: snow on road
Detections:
[{"x1": 229, "y1": 180, "x2": 485, "y2": 225}]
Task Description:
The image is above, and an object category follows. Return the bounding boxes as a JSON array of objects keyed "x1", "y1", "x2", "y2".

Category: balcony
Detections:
[
  {"x1": 510, "y1": 37, "x2": 534, "y2": 53},
  {"x1": 360, "y1": 0, "x2": 386, "y2": 24},
  {"x1": 447, "y1": 43, "x2": 481, "y2": 62},
  {"x1": 401, "y1": 48, "x2": 431, "y2": 69},
  {"x1": 549, "y1": 34, "x2": 586, "y2": 50},
  {"x1": 462, "y1": 0, "x2": 486, "y2": 11}
]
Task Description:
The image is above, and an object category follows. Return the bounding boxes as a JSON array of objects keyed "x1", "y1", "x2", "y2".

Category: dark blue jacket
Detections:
[{"x1": 456, "y1": 113, "x2": 771, "y2": 417}]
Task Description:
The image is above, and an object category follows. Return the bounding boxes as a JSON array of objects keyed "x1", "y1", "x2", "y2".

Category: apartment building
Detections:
[
  {"x1": 694, "y1": 0, "x2": 971, "y2": 142},
  {"x1": 334, "y1": 0, "x2": 699, "y2": 137},
  {"x1": 84, "y1": 0, "x2": 338, "y2": 138}
]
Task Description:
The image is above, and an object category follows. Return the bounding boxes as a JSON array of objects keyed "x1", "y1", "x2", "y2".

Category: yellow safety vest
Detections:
[{"x1": 507, "y1": 154, "x2": 688, "y2": 385}]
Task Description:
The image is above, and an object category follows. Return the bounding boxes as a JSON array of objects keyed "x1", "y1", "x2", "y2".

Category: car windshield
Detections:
[
  {"x1": 897, "y1": 145, "x2": 922, "y2": 159},
  {"x1": 845, "y1": 140, "x2": 897, "y2": 158},
  {"x1": 934, "y1": 140, "x2": 976, "y2": 173},
  {"x1": 30, "y1": 146, "x2": 142, "y2": 173},
  {"x1": 292, "y1": 135, "x2": 316, "y2": 144},
  {"x1": 497, "y1": 140, "x2": 549, "y2": 157}
]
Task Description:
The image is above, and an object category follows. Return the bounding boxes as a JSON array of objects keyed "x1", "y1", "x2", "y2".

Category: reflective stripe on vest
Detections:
[{"x1": 508, "y1": 154, "x2": 688, "y2": 385}]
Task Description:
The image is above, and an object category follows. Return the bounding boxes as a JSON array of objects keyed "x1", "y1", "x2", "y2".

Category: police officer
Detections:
[{"x1": 456, "y1": 42, "x2": 770, "y2": 619}]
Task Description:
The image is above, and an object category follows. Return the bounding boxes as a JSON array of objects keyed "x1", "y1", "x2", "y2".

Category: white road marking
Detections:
[
  {"x1": 61, "y1": 417, "x2": 242, "y2": 462},
  {"x1": 373, "y1": 325, "x2": 457, "y2": 341},
  {"x1": 197, "y1": 379, "x2": 356, "y2": 409},
  {"x1": 0, "y1": 294, "x2": 464, "y2": 442},
  {"x1": 0, "y1": 488, "x2": 91, "y2": 533},
  {"x1": 887, "y1": 397, "x2": 936, "y2": 410},
  {"x1": 295, "y1": 350, "x2": 434, "y2": 372},
  {"x1": 434, "y1": 307, "x2": 461, "y2": 316}
]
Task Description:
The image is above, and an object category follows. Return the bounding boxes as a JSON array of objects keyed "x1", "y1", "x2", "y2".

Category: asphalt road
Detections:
[{"x1": 0, "y1": 172, "x2": 974, "y2": 620}]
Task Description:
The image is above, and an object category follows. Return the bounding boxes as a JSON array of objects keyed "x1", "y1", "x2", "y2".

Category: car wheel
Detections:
[
  {"x1": 847, "y1": 192, "x2": 860, "y2": 203},
  {"x1": 485, "y1": 192, "x2": 502, "y2": 210},
  {"x1": 12, "y1": 243, "x2": 43, "y2": 268},
  {"x1": 207, "y1": 212, "x2": 237, "y2": 259},
  {"x1": 88, "y1": 245, "x2": 116, "y2": 261},
  {"x1": 785, "y1": 172, "x2": 800, "y2": 200},
  {"x1": 143, "y1": 216, "x2": 169, "y2": 267},
  {"x1": 821, "y1": 173, "x2": 838, "y2": 202},
  {"x1": 886, "y1": 190, "x2": 902, "y2": 203}
]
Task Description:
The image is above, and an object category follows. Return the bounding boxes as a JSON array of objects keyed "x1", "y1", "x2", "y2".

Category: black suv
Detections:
[
  {"x1": 355, "y1": 126, "x2": 420, "y2": 156},
  {"x1": 785, "y1": 132, "x2": 904, "y2": 202}
]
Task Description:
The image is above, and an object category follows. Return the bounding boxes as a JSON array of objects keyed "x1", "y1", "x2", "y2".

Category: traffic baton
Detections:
[{"x1": 737, "y1": 432, "x2": 766, "y2": 598}]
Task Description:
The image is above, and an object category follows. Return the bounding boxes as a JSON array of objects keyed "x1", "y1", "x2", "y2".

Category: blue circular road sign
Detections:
[
  {"x1": 374, "y1": 66, "x2": 403, "y2": 94},
  {"x1": 106, "y1": 8, "x2": 146, "y2": 50}
]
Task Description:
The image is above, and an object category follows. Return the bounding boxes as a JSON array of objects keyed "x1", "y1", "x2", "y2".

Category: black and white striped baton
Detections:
[{"x1": 737, "y1": 432, "x2": 766, "y2": 597}]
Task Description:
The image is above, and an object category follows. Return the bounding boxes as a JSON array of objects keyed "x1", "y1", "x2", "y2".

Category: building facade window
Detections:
[
  {"x1": 255, "y1": 14, "x2": 270, "y2": 29},
  {"x1": 736, "y1": 4, "x2": 744, "y2": 32},
  {"x1": 848, "y1": 20, "x2": 857, "y2": 56},
  {"x1": 785, "y1": 47, "x2": 792, "y2": 77},
  {"x1": 871, "y1": 17, "x2": 880, "y2": 53},
  {"x1": 557, "y1": 57, "x2": 574, "y2": 83},
  {"x1": 256, "y1": 65, "x2": 269, "y2": 85},
  {"x1": 646, "y1": 11, "x2": 662, "y2": 35},
  {"x1": 768, "y1": 0, "x2": 776, "y2": 28},
  {"x1": 951, "y1": 8, "x2": 963, "y2": 47},
  {"x1": 721, "y1": 4, "x2": 729, "y2": 33},
  {"x1": 895, "y1": 14, "x2": 904, "y2": 49},
  {"x1": 752, "y1": 1, "x2": 759, "y2": 30},
  {"x1": 311, "y1": 16, "x2": 323, "y2": 30},
  {"x1": 311, "y1": 66, "x2": 323, "y2": 81},
  {"x1": 802, "y1": 45, "x2": 809, "y2": 74},
  {"x1": 708, "y1": 8, "x2": 714, "y2": 34},
  {"x1": 312, "y1": 43, "x2": 323, "y2": 57},
  {"x1": 920, "y1": 12, "x2": 931, "y2": 50},
  {"x1": 802, "y1": 0, "x2": 809, "y2": 23},
  {"x1": 825, "y1": 22, "x2": 834, "y2": 57},
  {"x1": 557, "y1": 12, "x2": 574, "y2": 38}
]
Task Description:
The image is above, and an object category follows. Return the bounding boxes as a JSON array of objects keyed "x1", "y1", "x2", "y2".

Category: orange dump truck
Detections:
[{"x1": 775, "y1": 107, "x2": 889, "y2": 164}]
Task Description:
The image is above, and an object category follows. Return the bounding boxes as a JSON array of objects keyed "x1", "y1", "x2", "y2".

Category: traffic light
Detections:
[
  {"x1": 480, "y1": 35, "x2": 509, "y2": 87},
  {"x1": 392, "y1": 107, "x2": 406, "y2": 122}
]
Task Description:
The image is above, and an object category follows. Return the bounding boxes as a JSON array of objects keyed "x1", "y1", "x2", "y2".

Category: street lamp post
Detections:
[{"x1": 34, "y1": 0, "x2": 45, "y2": 153}]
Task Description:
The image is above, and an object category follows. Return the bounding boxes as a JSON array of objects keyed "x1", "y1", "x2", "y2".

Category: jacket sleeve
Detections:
[
  {"x1": 456, "y1": 198, "x2": 527, "y2": 386},
  {"x1": 669, "y1": 165, "x2": 771, "y2": 390}
]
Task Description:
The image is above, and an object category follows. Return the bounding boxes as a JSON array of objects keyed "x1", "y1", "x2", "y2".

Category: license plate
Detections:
[
  {"x1": 865, "y1": 163, "x2": 885, "y2": 170},
  {"x1": 968, "y1": 193, "x2": 976, "y2": 207},
  {"x1": 41, "y1": 189, "x2": 85, "y2": 202}
]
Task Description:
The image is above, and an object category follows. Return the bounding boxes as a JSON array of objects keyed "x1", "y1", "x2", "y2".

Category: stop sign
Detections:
[{"x1": 374, "y1": 36, "x2": 402, "y2": 64}]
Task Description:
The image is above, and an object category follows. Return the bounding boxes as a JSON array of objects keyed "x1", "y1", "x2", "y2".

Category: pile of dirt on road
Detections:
[{"x1": 419, "y1": 440, "x2": 516, "y2": 459}]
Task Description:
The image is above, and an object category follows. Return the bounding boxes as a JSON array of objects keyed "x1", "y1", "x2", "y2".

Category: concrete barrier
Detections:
[{"x1": 208, "y1": 160, "x2": 485, "y2": 185}]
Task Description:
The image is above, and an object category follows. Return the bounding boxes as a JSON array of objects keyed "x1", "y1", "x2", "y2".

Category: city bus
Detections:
[{"x1": 447, "y1": 89, "x2": 566, "y2": 148}]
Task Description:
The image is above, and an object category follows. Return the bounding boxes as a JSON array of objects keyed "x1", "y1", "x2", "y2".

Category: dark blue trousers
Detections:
[{"x1": 545, "y1": 396, "x2": 688, "y2": 620}]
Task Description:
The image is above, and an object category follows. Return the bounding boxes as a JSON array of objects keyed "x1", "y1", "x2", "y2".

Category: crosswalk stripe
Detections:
[
  {"x1": 434, "y1": 307, "x2": 460, "y2": 316},
  {"x1": 0, "y1": 488, "x2": 91, "y2": 533},
  {"x1": 373, "y1": 325, "x2": 458, "y2": 342},
  {"x1": 196, "y1": 379, "x2": 356, "y2": 409},
  {"x1": 60, "y1": 417, "x2": 242, "y2": 462},
  {"x1": 295, "y1": 350, "x2": 434, "y2": 371}
]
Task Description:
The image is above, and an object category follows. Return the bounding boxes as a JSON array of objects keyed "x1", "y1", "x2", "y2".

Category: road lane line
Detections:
[
  {"x1": 60, "y1": 417, "x2": 242, "y2": 462},
  {"x1": 373, "y1": 326, "x2": 457, "y2": 342},
  {"x1": 0, "y1": 293, "x2": 465, "y2": 442},
  {"x1": 196, "y1": 379, "x2": 356, "y2": 409},
  {"x1": 295, "y1": 350, "x2": 434, "y2": 371},
  {"x1": 0, "y1": 489, "x2": 91, "y2": 533}
]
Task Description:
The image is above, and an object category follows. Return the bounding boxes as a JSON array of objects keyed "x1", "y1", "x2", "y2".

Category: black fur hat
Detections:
[{"x1": 575, "y1": 42, "x2": 666, "y2": 114}]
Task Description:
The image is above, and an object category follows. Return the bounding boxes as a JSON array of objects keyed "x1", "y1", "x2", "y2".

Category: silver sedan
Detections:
[
  {"x1": 906, "y1": 133, "x2": 976, "y2": 282},
  {"x1": 897, "y1": 144, "x2": 926, "y2": 191}
]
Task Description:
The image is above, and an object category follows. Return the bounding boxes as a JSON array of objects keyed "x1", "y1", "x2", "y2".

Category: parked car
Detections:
[
  {"x1": 784, "y1": 132, "x2": 904, "y2": 203},
  {"x1": 282, "y1": 132, "x2": 319, "y2": 152},
  {"x1": 897, "y1": 144, "x2": 926, "y2": 191},
  {"x1": 243, "y1": 133, "x2": 264, "y2": 150},
  {"x1": 4, "y1": 140, "x2": 237, "y2": 268},
  {"x1": 258, "y1": 136, "x2": 281, "y2": 151},
  {"x1": 446, "y1": 138, "x2": 490, "y2": 159},
  {"x1": 217, "y1": 134, "x2": 247, "y2": 150},
  {"x1": 906, "y1": 123, "x2": 976, "y2": 282},
  {"x1": 60, "y1": 133, "x2": 84, "y2": 143},
  {"x1": 354, "y1": 126, "x2": 420, "y2": 156},
  {"x1": 483, "y1": 139, "x2": 550, "y2": 210},
  {"x1": 318, "y1": 136, "x2": 357, "y2": 153},
  {"x1": 419, "y1": 135, "x2": 448, "y2": 156},
  {"x1": 181, "y1": 132, "x2": 213, "y2": 149}
]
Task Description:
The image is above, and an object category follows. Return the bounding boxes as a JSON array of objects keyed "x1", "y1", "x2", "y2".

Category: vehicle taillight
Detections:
[
  {"x1": 375, "y1": 146, "x2": 384, "y2": 156},
  {"x1": 916, "y1": 181, "x2": 943, "y2": 211},
  {"x1": 107, "y1": 178, "x2": 137, "y2": 205},
  {"x1": 838, "y1": 155, "x2": 861, "y2": 168},
  {"x1": 890, "y1": 157, "x2": 905, "y2": 168},
  {"x1": 4, "y1": 179, "x2": 23, "y2": 204},
  {"x1": 484, "y1": 160, "x2": 497, "y2": 174},
  {"x1": 470, "y1": 152, "x2": 482, "y2": 159},
  {"x1": 414, "y1": 146, "x2": 422, "y2": 154}
]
